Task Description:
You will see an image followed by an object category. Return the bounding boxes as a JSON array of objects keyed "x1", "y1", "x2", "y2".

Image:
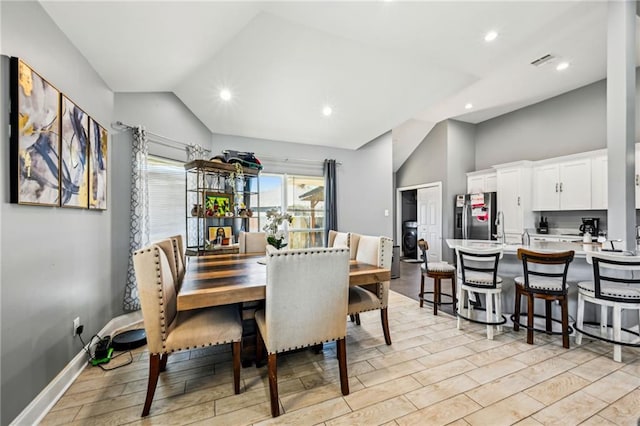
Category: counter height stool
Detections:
[
  {"x1": 575, "y1": 253, "x2": 640, "y2": 362},
  {"x1": 456, "y1": 247, "x2": 504, "y2": 340},
  {"x1": 512, "y1": 249, "x2": 575, "y2": 349},
  {"x1": 418, "y1": 239, "x2": 456, "y2": 315}
]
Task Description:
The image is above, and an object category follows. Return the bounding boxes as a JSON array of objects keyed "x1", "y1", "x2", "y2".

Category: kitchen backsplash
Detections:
[{"x1": 534, "y1": 210, "x2": 608, "y2": 235}]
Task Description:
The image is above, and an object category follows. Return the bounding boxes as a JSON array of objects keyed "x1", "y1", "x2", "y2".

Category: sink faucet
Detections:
[{"x1": 494, "y1": 211, "x2": 505, "y2": 243}]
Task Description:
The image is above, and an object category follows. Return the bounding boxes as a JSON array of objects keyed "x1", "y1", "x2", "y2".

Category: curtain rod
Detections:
[
  {"x1": 258, "y1": 155, "x2": 342, "y2": 165},
  {"x1": 111, "y1": 121, "x2": 211, "y2": 153}
]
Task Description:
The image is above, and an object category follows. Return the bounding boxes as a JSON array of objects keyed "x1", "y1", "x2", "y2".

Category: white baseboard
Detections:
[{"x1": 10, "y1": 311, "x2": 144, "y2": 426}]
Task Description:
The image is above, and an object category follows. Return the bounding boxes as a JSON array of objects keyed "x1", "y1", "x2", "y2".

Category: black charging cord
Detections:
[{"x1": 76, "y1": 328, "x2": 133, "y2": 370}]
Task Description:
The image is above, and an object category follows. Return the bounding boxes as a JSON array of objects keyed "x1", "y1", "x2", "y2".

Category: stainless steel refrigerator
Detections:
[{"x1": 454, "y1": 192, "x2": 498, "y2": 240}]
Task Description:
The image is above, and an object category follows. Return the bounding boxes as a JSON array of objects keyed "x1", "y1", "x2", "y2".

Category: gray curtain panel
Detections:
[
  {"x1": 324, "y1": 159, "x2": 337, "y2": 245},
  {"x1": 123, "y1": 126, "x2": 150, "y2": 311}
]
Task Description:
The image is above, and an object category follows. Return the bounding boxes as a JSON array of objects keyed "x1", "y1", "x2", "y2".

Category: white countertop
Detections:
[{"x1": 445, "y1": 238, "x2": 604, "y2": 257}]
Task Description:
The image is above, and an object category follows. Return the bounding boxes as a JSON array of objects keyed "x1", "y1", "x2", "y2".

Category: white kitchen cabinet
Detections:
[
  {"x1": 532, "y1": 158, "x2": 591, "y2": 210},
  {"x1": 495, "y1": 162, "x2": 534, "y2": 240},
  {"x1": 466, "y1": 170, "x2": 497, "y2": 194},
  {"x1": 591, "y1": 154, "x2": 607, "y2": 210}
]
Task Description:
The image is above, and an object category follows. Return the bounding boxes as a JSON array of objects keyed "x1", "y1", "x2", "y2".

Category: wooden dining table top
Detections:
[{"x1": 177, "y1": 252, "x2": 391, "y2": 311}]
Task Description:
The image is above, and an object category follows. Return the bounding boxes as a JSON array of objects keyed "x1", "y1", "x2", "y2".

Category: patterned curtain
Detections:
[
  {"x1": 186, "y1": 144, "x2": 206, "y2": 161},
  {"x1": 123, "y1": 126, "x2": 150, "y2": 311},
  {"x1": 324, "y1": 159, "x2": 338, "y2": 245}
]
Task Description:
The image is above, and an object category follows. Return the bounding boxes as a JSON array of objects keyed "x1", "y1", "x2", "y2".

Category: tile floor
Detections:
[{"x1": 40, "y1": 287, "x2": 640, "y2": 426}]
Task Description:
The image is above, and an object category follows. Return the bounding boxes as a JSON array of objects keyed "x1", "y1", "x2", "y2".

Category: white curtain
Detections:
[{"x1": 123, "y1": 126, "x2": 150, "y2": 311}]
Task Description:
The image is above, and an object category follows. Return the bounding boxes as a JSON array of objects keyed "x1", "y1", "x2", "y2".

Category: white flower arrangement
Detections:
[{"x1": 263, "y1": 210, "x2": 293, "y2": 249}]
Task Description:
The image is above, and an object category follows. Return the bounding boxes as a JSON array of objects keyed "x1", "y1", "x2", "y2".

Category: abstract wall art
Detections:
[
  {"x1": 89, "y1": 118, "x2": 108, "y2": 210},
  {"x1": 10, "y1": 57, "x2": 61, "y2": 206},
  {"x1": 60, "y1": 95, "x2": 89, "y2": 208}
]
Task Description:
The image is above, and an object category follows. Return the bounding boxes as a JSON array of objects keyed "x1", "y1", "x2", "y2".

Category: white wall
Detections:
[
  {"x1": 211, "y1": 132, "x2": 394, "y2": 238},
  {"x1": 1, "y1": 2, "x2": 114, "y2": 423}
]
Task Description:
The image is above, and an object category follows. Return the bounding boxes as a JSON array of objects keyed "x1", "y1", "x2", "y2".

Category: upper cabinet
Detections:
[
  {"x1": 532, "y1": 158, "x2": 591, "y2": 211},
  {"x1": 591, "y1": 154, "x2": 607, "y2": 210},
  {"x1": 466, "y1": 169, "x2": 497, "y2": 194},
  {"x1": 495, "y1": 161, "x2": 534, "y2": 241}
]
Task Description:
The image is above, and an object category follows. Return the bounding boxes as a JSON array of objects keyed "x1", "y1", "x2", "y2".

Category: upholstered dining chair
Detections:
[
  {"x1": 347, "y1": 235, "x2": 393, "y2": 345},
  {"x1": 255, "y1": 246, "x2": 351, "y2": 417},
  {"x1": 575, "y1": 252, "x2": 640, "y2": 362},
  {"x1": 238, "y1": 231, "x2": 267, "y2": 254},
  {"x1": 133, "y1": 243, "x2": 243, "y2": 417},
  {"x1": 169, "y1": 234, "x2": 185, "y2": 283},
  {"x1": 455, "y1": 246, "x2": 504, "y2": 340},
  {"x1": 328, "y1": 230, "x2": 360, "y2": 259},
  {"x1": 513, "y1": 248, "x2": 575, "y2": 348}
]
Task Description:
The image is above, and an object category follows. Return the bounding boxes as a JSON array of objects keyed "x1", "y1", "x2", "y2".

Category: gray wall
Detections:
[
  {"x1": 1, "y1": 2, "x2": 114, "y2": 423},
  {"x1": 396, "y1": 120, "x2": 475, "y2": 262},
  {"x1": 211, "y1": 132, "x2": 394, "y2": 238},
  {"x1": 476, "y1": 79, "x2": 628, "y2": 169}
]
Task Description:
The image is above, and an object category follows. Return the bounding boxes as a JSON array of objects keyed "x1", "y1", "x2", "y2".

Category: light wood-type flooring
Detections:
[{"x1": 42, "y1": 264, "x2": 640, "y2": 425}]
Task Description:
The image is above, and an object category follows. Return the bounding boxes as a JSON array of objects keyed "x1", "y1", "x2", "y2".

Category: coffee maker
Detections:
[{"x1": 579, "y1": 217, "x2": 600, "y2": 238}]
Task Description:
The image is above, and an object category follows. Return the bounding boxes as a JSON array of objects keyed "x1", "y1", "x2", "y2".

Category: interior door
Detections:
[{"x1": 417, "y1": 186, "x2": 442, "y2": 262}]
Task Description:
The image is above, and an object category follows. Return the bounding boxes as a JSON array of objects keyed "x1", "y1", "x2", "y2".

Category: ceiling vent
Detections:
[{"x1": 530, "y1": 54, "x2": 556, "y2": 67}]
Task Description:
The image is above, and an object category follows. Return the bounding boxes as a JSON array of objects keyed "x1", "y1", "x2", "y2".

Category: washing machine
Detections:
[{"x1": 402, "y1": 221, "x2": 418, "y2": 258}]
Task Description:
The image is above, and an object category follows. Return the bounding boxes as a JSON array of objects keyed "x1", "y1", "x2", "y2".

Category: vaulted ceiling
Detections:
[{"x1": 40, "y1": 1, "x2": 626, "y2": 169}]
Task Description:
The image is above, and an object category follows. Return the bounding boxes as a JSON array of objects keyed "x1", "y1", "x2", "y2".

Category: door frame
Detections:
[{"x1": 396, "y1": 181, "x2": 443, "y2": 258}]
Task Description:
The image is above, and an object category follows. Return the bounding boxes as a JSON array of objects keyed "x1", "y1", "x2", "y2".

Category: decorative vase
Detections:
[{"x1": 191, "y1": 204, "x2": 203, "y2": 217}]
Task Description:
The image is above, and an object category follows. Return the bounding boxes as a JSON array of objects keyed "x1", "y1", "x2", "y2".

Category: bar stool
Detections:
[
  {"x1": 455, "y1": 247, "x2": 504, "y2": 340},
  {"x1": 575, "y1": 253, "x2": 640, "y2": 362},
  {"x1": 417, "y1": 239, "x2": 456, "y2": 315},
  {"x1": 512, "y1": 249, "x2": 575, "y2": 349}
]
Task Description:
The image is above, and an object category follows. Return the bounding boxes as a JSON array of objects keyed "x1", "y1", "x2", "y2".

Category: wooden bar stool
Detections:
[
  {"x1": 418, "y1": 239, "x2": 456, "y2": 315},
  {"x1": 512, "y1": 248, "x2": 574, "y2": 348}
]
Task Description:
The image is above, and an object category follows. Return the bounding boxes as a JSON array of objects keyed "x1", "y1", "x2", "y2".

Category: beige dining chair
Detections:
[
  {"x1": 238, "y1": 231, "x2": 267, "y2": 254},
  {"x1": 347, "y1": 235, "x2": 393, "y2": 345},
  {"x1": 169, "y1": 234, "x2": 185, "y2": 283},
  {"x1": 133, "y1": 243, "x2": 243, "y2": 417},
  {"x1": 255, "y1": 246, "x2": 351, "y2": 417},
  {"x1": 328, "y1": 230, "x2": 360, "y2": 260}
]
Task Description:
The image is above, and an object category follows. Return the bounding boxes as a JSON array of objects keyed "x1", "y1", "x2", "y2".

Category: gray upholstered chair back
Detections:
[
  {"x1": 239, "y1": 231, "x2": 267, "y2": 254},
  {"x1": 264, "y1": 246, "x2": 350, "y2": 353},
  {"x1": 133, "y1": 244, "x2": 178, "y2": 354},
  {"x1": 169, "y1": 234, "x2": 185, "y2": 283}
]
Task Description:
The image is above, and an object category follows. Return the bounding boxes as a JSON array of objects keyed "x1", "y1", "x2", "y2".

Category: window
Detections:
[
  {"x1": 148, "y1": 156, "x2": 186, "y2": 243},
  {"x1": 252, "y1": 173, "x2": 324, "y2": 249}
]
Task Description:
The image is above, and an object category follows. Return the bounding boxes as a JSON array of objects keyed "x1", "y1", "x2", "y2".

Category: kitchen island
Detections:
[{"x1": 445, "y1": 239, "x2": 638, "y2": 330}]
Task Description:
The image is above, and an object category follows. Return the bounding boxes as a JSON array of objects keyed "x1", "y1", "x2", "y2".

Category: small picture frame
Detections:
[
  {"x1": 208, "y1": 226, "x2": 233, "y2": 245},
  {"x1": 204, "y1": 191, "x2": 233, "y2": 217}
]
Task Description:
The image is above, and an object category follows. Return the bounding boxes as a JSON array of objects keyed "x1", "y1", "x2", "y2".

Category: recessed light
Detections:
[
  {"x1": 484, "y1": 31, "x2": 498, "y2": 42},
  {"x1": 220, "y1": 89, "x2": 232, "y2": 101},
  {"x1": 556, "y1": 62, "x2": 570, "y2": 71},
  {"x1": 465, "y1": 103, "x2": 473, "y2": 110},
  {"x1": 322, "y1": 106, "x2": 333, "y2": 116}
]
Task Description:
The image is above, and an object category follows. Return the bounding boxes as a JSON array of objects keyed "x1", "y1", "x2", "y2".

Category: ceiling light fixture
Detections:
[
  {"x1": 465, "y1": 103, "x2": 473, "y2": 110},
  {"x1": 322, "y1": 106, "x2": 333, "y2": 117},
  {"x1": 556, "y1": 62, "x2": 570, "y2": 71},
  {"x1": 220, "y1": 89, "x2": 232, "y2": 101},
  {"x1": 484, "y1": 31, "x2": 498, "y2": 42}
]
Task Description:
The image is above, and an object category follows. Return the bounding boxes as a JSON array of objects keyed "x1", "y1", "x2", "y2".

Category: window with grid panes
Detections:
[{"x1": 250, "y1": 173, "x2": 324, "y2": 249}]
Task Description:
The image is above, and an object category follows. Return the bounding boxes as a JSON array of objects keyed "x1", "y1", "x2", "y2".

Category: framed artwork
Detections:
[
  {"x1": 204, "y1": 191, "x2": 233, "y2": 217},
  {"x1": 9, "y1": 57, "x2": 61, "y2": 206},
  {"x1": 89, "y1": 118, "x2": 108, "y2": 210},
  {"x1": 208, "y1": 226, "x2": 233, "y2": 245},
  {"x1": 60, "y1": 95, "x2": 89, "y2": 208}
]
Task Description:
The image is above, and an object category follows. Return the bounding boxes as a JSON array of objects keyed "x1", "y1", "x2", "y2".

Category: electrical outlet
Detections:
[{"x1": 73, "y1": 317, "x2": 80, "y2": 336}]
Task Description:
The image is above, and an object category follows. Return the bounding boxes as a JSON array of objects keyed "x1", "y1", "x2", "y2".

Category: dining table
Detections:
[{"x1": 177, "y1": 252, "x2": 392, "y2": 311}]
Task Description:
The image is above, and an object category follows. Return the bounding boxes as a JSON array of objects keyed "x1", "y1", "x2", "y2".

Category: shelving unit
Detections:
[{"x1": 184, "y1": 159, "x2": 260, "y2": 255}]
